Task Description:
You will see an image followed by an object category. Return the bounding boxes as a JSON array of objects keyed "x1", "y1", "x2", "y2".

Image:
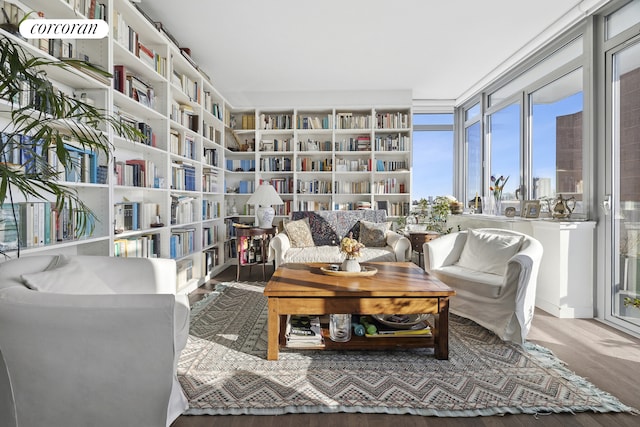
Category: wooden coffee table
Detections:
[{"x1": 263, "y1": 262, "x2": 455, "y2": 360}]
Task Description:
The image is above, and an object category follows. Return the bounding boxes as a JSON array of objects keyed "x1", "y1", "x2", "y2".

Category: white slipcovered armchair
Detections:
[
  {"x1": 424, "y1": 228, "x2": 543, "y2": 344},
  {"x1": 0, "y1": 255, "x2": 189, "y2": 427}
]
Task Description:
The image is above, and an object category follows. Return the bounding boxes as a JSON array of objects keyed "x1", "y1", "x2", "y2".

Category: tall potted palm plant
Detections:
[{"x1": 0, "y1": 34, "x2": 141, "y2": 256}]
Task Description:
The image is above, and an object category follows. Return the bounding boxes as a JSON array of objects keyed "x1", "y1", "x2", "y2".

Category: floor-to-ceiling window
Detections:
[
  {"x1": 603, "y1": 0, "x2": 640, "y2": 333},
  {"x1": 411, "y1": 113, "x2": 454, "y2": 202}
]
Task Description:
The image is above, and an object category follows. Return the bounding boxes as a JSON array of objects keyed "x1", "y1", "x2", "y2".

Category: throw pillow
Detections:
[
  {"x1": 358, "y1": 220, "x2": 391, "y2": 247},
  {"x1": 283, "y1": 217, "x2": 315, "y2": 247},
  {"x1": 21, "y1": 255, "x2": 114, "y2": 294},
  {"x1": 456, "y1": 229, "x2": 524, "y2": 276}
]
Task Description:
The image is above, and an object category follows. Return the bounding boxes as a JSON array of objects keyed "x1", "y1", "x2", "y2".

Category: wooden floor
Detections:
[{"x1": 173, "y1": 265, "x2": 640, "y2": 427}]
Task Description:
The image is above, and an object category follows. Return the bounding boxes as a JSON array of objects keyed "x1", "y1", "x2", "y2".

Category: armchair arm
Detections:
[
  {"x1": 423, "y1": 232, "x2": 467, "y2": 272},
  {"x1": 0, "y1": 289, "x2": 181, "y2": 427},
  {"x1": 269, "y1": 232, "x2": 291, "y2": 268},
  {"x1": 385, "y1": 231, "x2": 411, "y2": 261},
  {"x1": 505, "y1": 238, "x2": 544, "y2": 343}
]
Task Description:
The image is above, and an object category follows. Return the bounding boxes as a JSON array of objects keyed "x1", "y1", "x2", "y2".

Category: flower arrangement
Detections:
[
  {"x1": 490, "y1": 175, "x2": 509, "y2": 200},
  {"x1": 340, "y1": 232, "x2": 365, "y2": 259}
]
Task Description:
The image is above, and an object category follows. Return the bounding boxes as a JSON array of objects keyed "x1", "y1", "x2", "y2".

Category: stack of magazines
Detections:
[{"x1": 285, "y1": 315, "x2": 324, "y2": 348}]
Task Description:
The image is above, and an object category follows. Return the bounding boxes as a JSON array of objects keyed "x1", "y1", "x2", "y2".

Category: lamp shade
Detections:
[{"x1": 247, "y1": 183, "x2": 284, "y2": 228}]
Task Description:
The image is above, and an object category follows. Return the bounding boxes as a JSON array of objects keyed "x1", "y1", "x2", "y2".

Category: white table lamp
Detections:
[{"x1": 246, "y1": 183, "x2": 284, "y2": 228}]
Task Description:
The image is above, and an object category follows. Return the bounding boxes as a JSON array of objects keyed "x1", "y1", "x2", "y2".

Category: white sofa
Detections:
[
  {"x1": 424, "y1": 228, "x2": 543, "y2": 344},
  {"x1": 0, "y1": 255, "x2": 189, "y2": 427},
  {"x1": 268, "y1": 210, "x2": 411, "y2": 268}
]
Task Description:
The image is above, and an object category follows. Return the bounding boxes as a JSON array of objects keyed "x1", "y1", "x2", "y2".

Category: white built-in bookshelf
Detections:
[{"x1": 0, "y1": 0, "x2": 411, "y2": 293}]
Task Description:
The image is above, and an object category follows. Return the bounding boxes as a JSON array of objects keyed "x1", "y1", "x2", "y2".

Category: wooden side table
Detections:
[
  {"x1": 407, "y1": 231, "x2": 440, "y2": 268},
  {"x1": 235, "y1": 226, "x2": 277, "y2": 281}
]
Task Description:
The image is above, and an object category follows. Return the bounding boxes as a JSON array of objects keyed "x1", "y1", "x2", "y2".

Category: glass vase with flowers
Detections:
[{"x1": 490, "y1": 175, "x2": 509, "y2": 215}]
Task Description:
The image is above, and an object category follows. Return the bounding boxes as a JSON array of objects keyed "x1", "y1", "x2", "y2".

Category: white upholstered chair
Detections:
[
  {"x1": 423, "y1": 228, "x2": 543, "y2": 344},
  {"x1": 0, "y1": 255, "x2": 189, "y2": 427}
]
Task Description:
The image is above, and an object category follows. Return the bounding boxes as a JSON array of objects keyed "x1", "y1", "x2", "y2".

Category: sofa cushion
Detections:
[
  {"x1": 283, "y1": 217, "x2": 315, "y2": 247},
  {"x1": 20, "y1": 255, "x2": 114, "y2": 294},
  {"x1": 432, "y1": 265, "x2": 505, "y2": 298},
  {"x1": 359, "y1": 220, "x2": 390, "y2": 247},
  {"x1": 456, "y1": 229, "x2": 524, "y2": 276},
  {"x1": 291, "y1": 210, "x2": 388, "y2": 246}
]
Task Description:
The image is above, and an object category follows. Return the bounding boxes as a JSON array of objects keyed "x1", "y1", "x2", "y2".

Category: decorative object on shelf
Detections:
[
  {"x1": 246, "y1": 183, "x2": 284, "y2": 228},
  {"x1": 0, "y1": 36, "x2": 142, "y2": 255},
  {"x1": 546, "y1": 194, "x2": 576, "y2": 219},
  {"x1": 490, "y1": 175, "x2": 509, "y2": 215},
  {"x1": 505, "y1": 207, "x2": 517, "y2": 218},
  {"x1": 371, "y1": 313, "x2": 431, "y2": 330},
  {"x1": 339, "y1": 232, "x2": 364, "y2": 272},
  {"x1": 329, "y1": 314, "x2": 351, "y2": 342},
  {"x1": 522, "y1": 200, "x2": 541, "y2": 218}
]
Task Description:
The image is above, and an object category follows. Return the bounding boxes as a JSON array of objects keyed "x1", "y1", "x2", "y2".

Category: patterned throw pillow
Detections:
[
  {"x1": 283, "y1": 218, "x2": 315, "y2": 247},
  {"x1": 358, "y1": 220, "x2": 391, "y2": 247}
]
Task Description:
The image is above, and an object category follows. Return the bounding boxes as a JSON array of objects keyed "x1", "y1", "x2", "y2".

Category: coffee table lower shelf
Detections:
[{"x1": 280, "y1": 320, "x2": 436, "y2": 351}]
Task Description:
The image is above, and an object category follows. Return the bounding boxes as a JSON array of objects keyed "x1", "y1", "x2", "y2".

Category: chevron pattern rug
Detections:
[{"x1": 178, "y1": 281, "x2": 636, "y2": 416}]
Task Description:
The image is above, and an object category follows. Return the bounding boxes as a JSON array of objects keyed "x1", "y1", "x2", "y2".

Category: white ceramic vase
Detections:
[{"x1": 341, "y1": 258, "x2": 361, "y2": 272}]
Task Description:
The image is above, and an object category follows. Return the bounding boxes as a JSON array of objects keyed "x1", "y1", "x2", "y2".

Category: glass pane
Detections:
[
  {"x1": 413, "y1": 113, "x2": 454, "y2": 126},
  {"x1": 488, "y1": 102, "x2": 521, "y2": 213},
  {"x1": 612, "y1": 41, "x2": 640, "y2": 326},
  {"x1": 530, "y1": 68, "x2": 583, "y2": 213},
  {"x1": 465, "y1": 103, "x2": 480, "y2": 122},
  {"x1": 606, "y1": 0, "x2": 640, "y2": 40},
  {"x1": 490, "y1": 37, "x2": 582, "y2": 106},
  {"x1": 465, "y1": 122, "x2": 482, "y2": 208},
  {"x1": 412, "y1": 130, "x2": 454, "y2": 202}
]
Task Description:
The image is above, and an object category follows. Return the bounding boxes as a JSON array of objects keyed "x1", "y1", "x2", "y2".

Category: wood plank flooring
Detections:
[{"x1": 173, "y1": 265, "x2": 640, "y2": 427}]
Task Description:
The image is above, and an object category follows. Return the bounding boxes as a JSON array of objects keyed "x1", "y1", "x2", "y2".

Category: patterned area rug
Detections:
[{"x1": 178, "y1": 281, "x2": 637, "y2": 417}]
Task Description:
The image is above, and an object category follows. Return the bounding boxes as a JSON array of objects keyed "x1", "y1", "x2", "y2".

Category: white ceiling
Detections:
[{"x1": 136, "y1": 0, "x2": 603, "y2": 108}]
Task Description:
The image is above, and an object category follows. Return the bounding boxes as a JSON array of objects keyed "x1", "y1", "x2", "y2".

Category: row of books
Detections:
[
  {"x1": 171, "y1": 70, "x2": 201, "y2": 104},
  {"x1": 114, "y1": 202, "x2": 159, "y2": 232},
  {"x1": 170, "y1": 195, "x2": 197, "y2": 225},
  {"x1": 297, "y1": 115, "x2": 333, "y2": 130},
  {"x1": 376, "y1": 200, "x2": 411, "y2": 217},
  {"x1": 226, "y1": 159, "x2": 255, "y2": 172},
  {"x1": 298, "y1": 139, "x2": 332, "y2": 152},
  {"x1": 375, "y1": 112, "x2": 410, "y2": 129},
  {"x1": 170, "y1": 102, "x2": 200, "y2": 132},
  {"x1": 297, "y1": 200, "x2": 330, "y2": 211},
  {"x1": 113, "y1": 9, "x2": 166, "y2": 77},
  {"x1": 113, "y1": 65, "x2": 156, "y2": 110},
  {"x1": 260, "y1": 138, "x2": 292, "y2": 152},
  {"x1": 202, "y1": 169, "x2": 220, "y2": 193},
  {"x1": 171, "y1": 162, "x2": 196, "y2": 191},
  {"x1": 202, "y1": 200, "x2": 221, "y2": 220},
  {"x1": 0, "y1": 202, "x2": 91, "y2": 251},
  {"x1": 336, "y1": 112, "x2": 371, "y2": 130},
  {"x1": 114, "y1": 233, "x2": 161, "y2": 258},
  {"x1": 237, "y1": 180, "x2": 255, "y2": 194},
  {"x1": 202, "y1": 225, "x2": 219, "y2": 247},
  {"x1": 114, "y1": 159, "x2": 161, "y2": 188},
  {"x1": 259, "y1": 156, "x2": 292, "y2": 172},
  {"x1": 375, "y1": 160, "x2": 408, "y2": 172},
  {"x1": 267, "y1": 177, "x2": 294, "y2": 194},
  {"x1": 334, "y1": 136, "x2": 371, "y2": 152},
  {"x1": 170, "y1": 228, "x2": 195, "y2": 259},
  {"x1": 1, "y1": 133, "x2": 99, "y2": 184},
  {"x1": 114, "y1": 107, "x2": 157, "y2": 147},
  {"x1": 296, "y1": 157, "x2": 332, "y2": 172},
  {"x1": 203, "y1": 91, "x2": 223, "y2": 121},
  {"x1": 176, "y1": 258, "x2": 194, "y2": 289},
  {"x1": 259, "y1": 113, "x2": 293, "y2": 130},
  {"x1": 334, "y1": 180, "x2": 371, "y2": 194},
  {"x1": 374, "y1": 134, "x2": 410, "y2": 151},
  {"x1": 203, "y1": 148, "x2": 219, "y2": 167},
  {"x1": 169, "y1": 131, "x2": 196, "y2": 160},
  {"x1": 297, "y1": 179, "x2": 332, "y2": 195},
  {"x1": 373, "y1": 179, "x2": 406, "y2": 194},
  {"x1": 335, "y1": 158, "x2": 370, "y2": 172}
]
